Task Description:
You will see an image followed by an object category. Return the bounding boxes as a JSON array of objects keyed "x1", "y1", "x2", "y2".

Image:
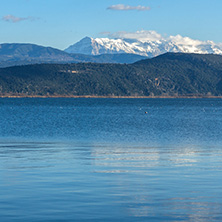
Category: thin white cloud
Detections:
[
  {"x1": 169, "y1": 34, "x2": 203, "y2": 46},
  {"x1": 109, "y1": 30, "x2": 164, "y2": 41},
  {"x1": 99, "y1": 31, "x2": 111, "y2": 36},
  {"x1": 105, "y1": 30, "x2": 221, "y2": 48},
  {"x1": 107, "y1": 4, "x2": 151, "y2": 11},
  {"x1": 2, "y1": 15, "x2": 36, "y2": 23}
]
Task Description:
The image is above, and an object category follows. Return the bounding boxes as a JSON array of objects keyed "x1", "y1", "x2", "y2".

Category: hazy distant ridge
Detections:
[{"x1": 0, "y1": 43, "x2": 147, "y2": 67}]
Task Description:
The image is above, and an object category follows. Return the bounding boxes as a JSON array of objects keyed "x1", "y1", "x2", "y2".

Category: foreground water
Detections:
[{"x1": 0, "y1": 98, "x2": 222, "y2": 221}]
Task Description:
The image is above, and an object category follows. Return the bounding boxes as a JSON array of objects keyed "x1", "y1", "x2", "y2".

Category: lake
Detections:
[{"x1": 0, "y1": 98, "x2": 222, "y2": 221}]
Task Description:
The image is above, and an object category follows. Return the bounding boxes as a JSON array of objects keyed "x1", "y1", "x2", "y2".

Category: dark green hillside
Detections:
[
  {"x1": 134, "y1": 53, "x2": 222, "y2": 96},
  {"x1": 0, "y1": 63, "x2": 148, "y2": 96},
  {"x1": 0, "y1": 53, "x2": 221, "y2": 97},
  {"x1": 136, "y1": 53, "x2": 222, "y2": 68}
]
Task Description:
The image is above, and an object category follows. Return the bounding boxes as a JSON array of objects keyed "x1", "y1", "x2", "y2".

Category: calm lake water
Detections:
[{"x1": 0, "y1": 98, "x2": 222, "y2": 221}]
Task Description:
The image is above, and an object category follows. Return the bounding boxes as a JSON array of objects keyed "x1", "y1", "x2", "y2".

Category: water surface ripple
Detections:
[{"x1": 0, "y1": 98, "x2": 222, "y2": 221}]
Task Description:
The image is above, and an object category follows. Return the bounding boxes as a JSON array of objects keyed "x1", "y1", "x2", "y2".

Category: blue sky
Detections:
[{"x1": 1, "y1": 0, "x2": 222, "y2": 49}]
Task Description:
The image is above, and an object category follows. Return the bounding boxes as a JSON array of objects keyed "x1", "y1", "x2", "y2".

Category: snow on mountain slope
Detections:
[{"x1": 65, "y1": 31, "x2": 222, "y2": 57}]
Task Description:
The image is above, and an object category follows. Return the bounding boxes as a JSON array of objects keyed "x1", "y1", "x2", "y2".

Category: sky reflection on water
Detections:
[
  {"x1": 1, "y1": 98, "x2": 222, "y2": 221},
  {"x1": 1, "y1": 141, "x2": 222, "y2": 221}
]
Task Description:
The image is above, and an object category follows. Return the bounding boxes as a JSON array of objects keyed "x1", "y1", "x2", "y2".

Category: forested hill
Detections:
[{"x1": 0, "y1": 53, "x2": 222, "y2": 97}]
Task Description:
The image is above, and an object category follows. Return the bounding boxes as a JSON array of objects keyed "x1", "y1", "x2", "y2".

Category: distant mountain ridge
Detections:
[
  {"x1": 0, "y1": 43, "x2": 74, "y2": 61},
  {"x1": 65, "y1": 35, "x2": 222, "y2": 57},
  {"x1": 0, "y1": 43, "x2": 74, "y2": 67},
  {"x1": 0, "y1": 43, "x2": 147, "y2": 67},
  {"x1": 2, "y1": 31, "x2": 222, "y2": 68}
]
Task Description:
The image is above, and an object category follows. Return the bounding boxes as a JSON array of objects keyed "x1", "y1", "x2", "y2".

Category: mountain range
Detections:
[
  {"x1": 65, "y1": 34, "x2": 222, "y2": 57},
  {"x1": 1, "y1": 32, "x2": 222, "y2": 67}
]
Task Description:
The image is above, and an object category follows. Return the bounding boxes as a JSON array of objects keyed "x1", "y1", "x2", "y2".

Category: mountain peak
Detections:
[
  {"x1": 81, "y1": 36, "x2": 93, "y2": 42},
  {"x1": 65, "y1": 36, "x2": 96, "y2": 54}
]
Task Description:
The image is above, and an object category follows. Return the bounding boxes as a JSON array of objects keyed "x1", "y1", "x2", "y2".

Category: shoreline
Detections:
[{"x1": 0, "y1": 95, "x2": 222, "y2": 99}]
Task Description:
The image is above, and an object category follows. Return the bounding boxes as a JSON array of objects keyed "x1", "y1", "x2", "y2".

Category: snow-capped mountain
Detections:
[{"x1": 65, "y1": 31, "x2": 222, "y2": 57}]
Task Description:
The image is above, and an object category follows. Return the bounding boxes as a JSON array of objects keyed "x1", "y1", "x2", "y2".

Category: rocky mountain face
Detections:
[{"x1": 65, "y1": 36, "x2": 222, "y2": 57}]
